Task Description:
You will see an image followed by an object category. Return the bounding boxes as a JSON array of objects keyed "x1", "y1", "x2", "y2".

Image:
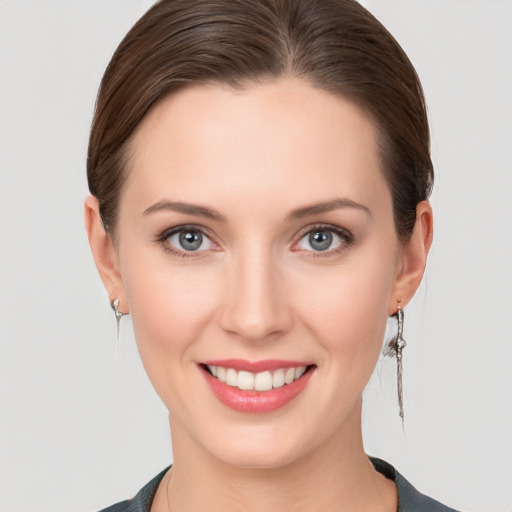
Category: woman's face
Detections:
[{"x1": 111, "y1": 78, "x2": 408, "y2": 467}]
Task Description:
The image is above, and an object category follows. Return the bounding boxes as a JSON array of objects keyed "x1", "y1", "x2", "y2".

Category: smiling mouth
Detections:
[{"x1": 201, "y1": 364, "x2": 315, "y2": 392}]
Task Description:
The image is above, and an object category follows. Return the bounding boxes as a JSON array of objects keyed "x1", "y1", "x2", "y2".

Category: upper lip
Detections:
[{"x1": 201, "y1": 359, "x2": 313, "y2": 373}]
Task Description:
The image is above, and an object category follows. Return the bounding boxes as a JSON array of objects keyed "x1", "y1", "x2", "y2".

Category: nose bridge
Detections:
[{"x1": 219, "y1": 240, "x2": 291, "y2": 342}]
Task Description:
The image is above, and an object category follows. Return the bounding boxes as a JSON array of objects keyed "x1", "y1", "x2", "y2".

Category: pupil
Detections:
[
  {"x1": 309, "y1": 230, "x2": 332, "y2": 251},
  {"x1": 179, "y1": 231, "x2": 202, "y2": 251}
]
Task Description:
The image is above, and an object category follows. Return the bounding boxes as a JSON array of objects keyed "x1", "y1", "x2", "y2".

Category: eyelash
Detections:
[
  {"x1": 156, "y1": 224, "x2": 217, "y2": 259},
  {"x1": 293, "y1": 223, "x2": 354, "y2": 258},
  {"x1": 156, "y1": 223, "x2": 354, "y2": 259}
]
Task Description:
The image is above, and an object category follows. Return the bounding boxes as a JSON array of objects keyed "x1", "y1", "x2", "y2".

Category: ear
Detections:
[
  {"x1": 84, "y1": 195, "x2": 128, "y2": 313},
  {"x1": 388, "y1": 200, "x2": 433, "y2": 315}
]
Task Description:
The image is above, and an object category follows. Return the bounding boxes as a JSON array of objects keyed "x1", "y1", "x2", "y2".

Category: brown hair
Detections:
[{"x1": 87, "y1": 0, "x2": 433, "y2": 242}]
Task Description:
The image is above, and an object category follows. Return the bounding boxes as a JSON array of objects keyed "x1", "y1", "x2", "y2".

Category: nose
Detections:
[{"x1": 218, "y1": 246, "x2": 292, "y2": 343}]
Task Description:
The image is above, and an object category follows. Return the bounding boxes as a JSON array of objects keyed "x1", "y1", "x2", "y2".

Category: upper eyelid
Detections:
[
  {"x1": 159, "y1": 224, "x2": 216, "y2": 240},
  {"x1": 294, "y1": 223, "x2": 352, "y2": 242}
]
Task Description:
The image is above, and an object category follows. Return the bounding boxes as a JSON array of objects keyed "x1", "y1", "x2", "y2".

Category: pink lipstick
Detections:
[{"x1": 199, "y1": 359, "x2": 315, "y2": 413}]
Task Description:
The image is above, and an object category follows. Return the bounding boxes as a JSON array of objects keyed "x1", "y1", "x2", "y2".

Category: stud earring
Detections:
[
  {"x1": 384, "y1": 300, "x2": 407, "y2": 423},
  {"x1": 110, "y1": 298, "x2": 126, "y2": 339}
]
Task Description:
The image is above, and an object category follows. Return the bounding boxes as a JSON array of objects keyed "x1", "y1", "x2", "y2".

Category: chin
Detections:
[
  {"x1": 195, "y1": 420, "x2": 320, "y2": 470},
  {"x1": 214, "y1": 443, "x2": 302, "y2": 470}
]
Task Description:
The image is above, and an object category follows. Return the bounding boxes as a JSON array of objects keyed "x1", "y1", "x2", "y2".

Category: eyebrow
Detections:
[
  {"x1": 285, "y1": 198, "x2": 371, "y2": 221},
  {"x1": 143, "y1": 200, "x2": 227, "y2": 222},
  {"x1": 143, "y1": 197, "x2": 371, "y2": 222}
]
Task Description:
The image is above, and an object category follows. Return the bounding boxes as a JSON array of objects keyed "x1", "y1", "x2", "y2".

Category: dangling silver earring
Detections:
[
  {"x1": 110, "y1": 298, "x2": 126, "y2": 339},
  {"x1": 384, "y1": 300, "x2": 407, "y2": 423}
]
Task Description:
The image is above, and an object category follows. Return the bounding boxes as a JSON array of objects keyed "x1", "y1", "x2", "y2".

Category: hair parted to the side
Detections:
[{"x1": 87, "y1": 0, "x2": 433, "y2": 242}]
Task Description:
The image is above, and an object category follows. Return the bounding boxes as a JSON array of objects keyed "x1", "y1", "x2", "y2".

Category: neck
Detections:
[{"x1": 154, "y1": 403, "x2": 396, "y2": 512}]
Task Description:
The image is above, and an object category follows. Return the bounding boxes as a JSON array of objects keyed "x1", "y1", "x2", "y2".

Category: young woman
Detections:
[{"x1": 84, "y1": 0, "x2": 457, "y2": 510}]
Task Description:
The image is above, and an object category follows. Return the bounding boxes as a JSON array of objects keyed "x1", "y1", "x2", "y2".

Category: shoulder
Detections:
[
  {"x1": 371, "y1": 457, "x2": 461, "y2": 512},
  {"x1": 98, "y1": 466, "x2": 170, "y2": 512}
]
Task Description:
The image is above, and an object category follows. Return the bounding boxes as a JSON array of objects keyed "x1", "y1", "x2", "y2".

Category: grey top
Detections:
[{"x1": 99, "y1": 458, "x2": 460, "y2": 512}]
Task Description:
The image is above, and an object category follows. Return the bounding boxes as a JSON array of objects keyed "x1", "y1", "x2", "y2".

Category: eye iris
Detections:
[
  {"x1": 309, "y1": 230, "x2": 332, "y2": 251},
  {"x1": 179, "y1": 231, "x2": 203, "y2": 251}
]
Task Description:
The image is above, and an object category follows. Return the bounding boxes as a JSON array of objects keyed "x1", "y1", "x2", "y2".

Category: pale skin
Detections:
[{"x1": 85, "y1": 78, "x2": 433, "y2": 512}]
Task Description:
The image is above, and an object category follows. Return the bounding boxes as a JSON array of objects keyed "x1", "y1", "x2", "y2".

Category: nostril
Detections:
[{"x1": 218, "y1": 274, "x2": 293, "y2": 341}]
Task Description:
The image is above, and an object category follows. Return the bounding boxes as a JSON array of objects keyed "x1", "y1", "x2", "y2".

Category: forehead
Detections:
[{"x1": 124, "y1": 78, "x2": 390, "y2": 219}]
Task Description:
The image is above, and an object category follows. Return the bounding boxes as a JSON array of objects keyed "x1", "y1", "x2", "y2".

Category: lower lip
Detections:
[{"x1": 201, "y1": 366, "x2": 315, "y2": 413}]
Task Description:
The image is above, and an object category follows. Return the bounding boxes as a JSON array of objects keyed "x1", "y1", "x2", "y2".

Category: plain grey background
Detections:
[{"x1": 0, "y1": 1, "x2": 511, "y2": 511}]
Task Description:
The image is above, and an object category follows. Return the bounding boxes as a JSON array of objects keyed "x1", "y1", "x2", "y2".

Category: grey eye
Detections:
[
  {"x1": 179, "y1": 231, "x2": 203, "y2": 251},
  {"x1": 297, "y1": 228, "x2": 343, "y2": 252},
  {"x1": 309, "y1": 230, "x2": 332, "y2": 251},
  {"x1": 167, "y1": 229, "x2": 214, "y2": 252}
]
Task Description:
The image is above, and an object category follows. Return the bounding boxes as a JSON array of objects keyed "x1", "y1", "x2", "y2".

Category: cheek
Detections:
[
  {"x1": 120, "y1": 251, "x2": 221, "y2": 357},
  {"x1": 293, "y1": 250, "x2": 396, "y2": 365},
  {"x1": 119, "y1": 252, "x2": 226, "y2": 416}
]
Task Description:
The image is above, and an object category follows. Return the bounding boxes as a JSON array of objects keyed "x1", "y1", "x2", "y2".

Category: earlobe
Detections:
[
  {"x1": 388, "y1": 200, "x2": 433, "y2": 314},
  {"x1": 84, "y1": 195, "x2": 128, "y2": 312}
]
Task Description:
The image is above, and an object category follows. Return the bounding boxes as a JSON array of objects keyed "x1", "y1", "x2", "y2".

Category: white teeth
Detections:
[
  {"x1": 272, "y1": 369, "x2": 285, "y2": 388},
  {"x1": 295, "y1": 366, "x2": 306, "y2": 379},
  {"x1": 217, "y1": 366, "x2": 226, "y2": 383},
  {"x1": 207, "y1": 364, "x2": 310, "y2": 391},
  {"x1": 284, "y1": 367, "x2": 295, "y2": 385},
  {"x1": 237, "y1": 371, "x2": 254, "y2": 390},
  {"x1": 254, "y1": 371, "x2": 273, "y2": 391},
  {"x1": 226, "y1": 368, "x2": 238, "y2": 387}
]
